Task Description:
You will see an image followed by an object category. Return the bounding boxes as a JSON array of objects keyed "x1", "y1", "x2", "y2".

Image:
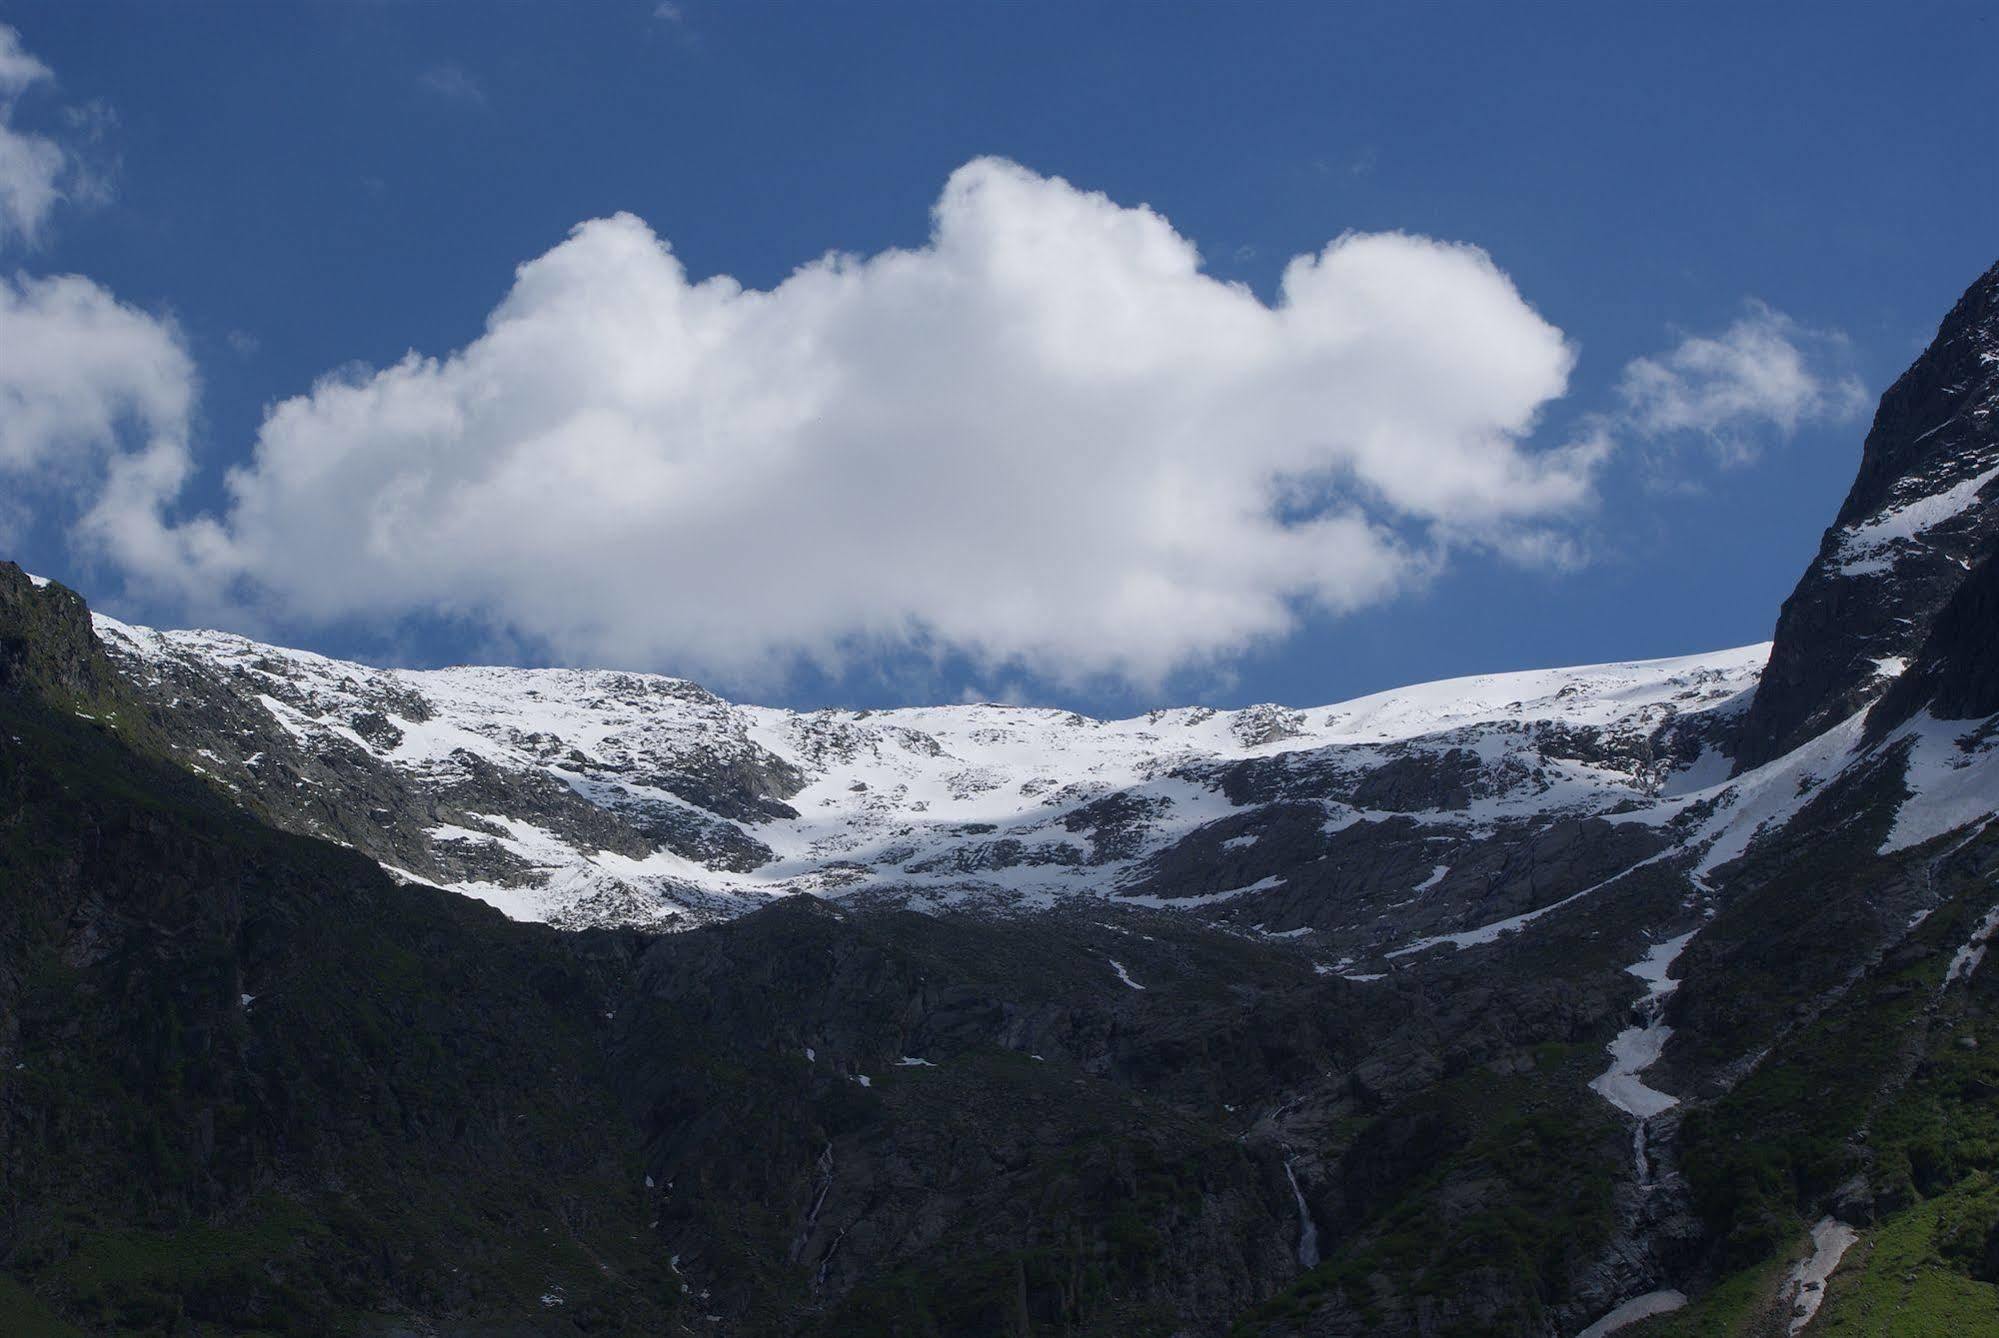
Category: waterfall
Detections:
[
  {"x1": 789, "y1": 1141, "x2": 836, "y2": 1264},
  {"x1": 1283, "y1": 1157, "x2": 1320, "y2": 1269}
]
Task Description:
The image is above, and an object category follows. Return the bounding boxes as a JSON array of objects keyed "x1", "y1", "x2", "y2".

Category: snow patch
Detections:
[
  {"x1": 86, "y1": 610, "x2": 1808, "y2": 939},
  {"x1": 1388, "y1": 851, "x2": 1678, "y2": 957},
  {"x1": 1691, "y1": 712, "x2": 1872, "y2": 879},
  {"x1": 1782, "y1": 1217, "x2": 1858, "y2": 1334},
  {"x1": 1880, "y1": 712, "x2": 1999, "y2": 855},
  {"x1": 1590, "y1": 930, "x2": 1696, "y2": 1125},
  {"x1": 1107, "y1": 958, "x2": 1147, "y2": 991},
  {"x1": 1576, "y1": 1289, "x2": 1688, "y2": 1338},
  {"x1": 1834, "y1": 462, "x2": 1999, "y2": 574},
  {"x1": 1945, "y1": 902, "x2": 1999, "y2": 986}
]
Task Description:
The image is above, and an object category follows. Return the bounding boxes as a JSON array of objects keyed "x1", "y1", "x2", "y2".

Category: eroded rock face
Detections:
[
  {"x1": 1735, "y1": 261, "x2": 1999, "y2": 772},
  {"x1": 1869, "y1": 547, "x2": 1999, "y2": 738}
]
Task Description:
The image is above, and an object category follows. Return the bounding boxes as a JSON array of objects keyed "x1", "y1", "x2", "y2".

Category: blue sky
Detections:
[{"x1": 1, "y1": 1, "x2": 1995, "y2": 713}]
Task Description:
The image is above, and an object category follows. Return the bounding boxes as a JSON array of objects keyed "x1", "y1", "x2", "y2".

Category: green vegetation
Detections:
[
  {"x1": 1650, "y1": 820, "x2": 1999, "y2": 1336},
  {"x1": 1675, "y1": 983, "x2": 1919, "y2": 1269},
  {"x1": 1812, "y1": 1176, "x2": 1999, "y2": 1335},
  {"x1": 1626, "y1": 1252, "x2": 1792, "y2": 1337}
]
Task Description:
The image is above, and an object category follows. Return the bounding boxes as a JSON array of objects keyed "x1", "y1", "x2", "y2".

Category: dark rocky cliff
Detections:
[{"x1": 1734, "y1": 261, "x2": 1999, "y2": 771}]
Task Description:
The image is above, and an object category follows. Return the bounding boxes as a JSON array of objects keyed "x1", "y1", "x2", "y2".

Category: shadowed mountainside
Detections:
[{"x1": 2, "y1": 260, "x2": 1998, "y2": 1337}]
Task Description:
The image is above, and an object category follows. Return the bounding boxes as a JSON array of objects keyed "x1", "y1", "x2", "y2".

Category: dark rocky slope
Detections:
[
  {"x1": 0, "y1": 571, "x2": 1712, "y2": 1336},
  {"x1": 1734, "y1": 260, "x2": 1999, "y2": 772},
  {"x1": 0, "y1": 573, "x2": 684, "y2": 1334},
  {"x1": 0, "y1": 555, "x2": 1985, "y2": 1338},
  {"x1": 0, "y1": 569, "x2": 1662, "y2": 1337},
  {"x1": 1867, "y1": 544, "x2": 1999, "y2": 741}
]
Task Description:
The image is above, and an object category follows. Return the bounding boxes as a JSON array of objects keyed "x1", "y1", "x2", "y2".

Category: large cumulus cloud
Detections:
[{"x1": 89, "y1": 159, "x2": 1604, "y2": 687}]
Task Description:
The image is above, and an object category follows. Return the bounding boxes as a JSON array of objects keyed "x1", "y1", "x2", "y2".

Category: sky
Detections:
[{"x1": 1, "y1": 1, "x2": 1995, "y2": 714}]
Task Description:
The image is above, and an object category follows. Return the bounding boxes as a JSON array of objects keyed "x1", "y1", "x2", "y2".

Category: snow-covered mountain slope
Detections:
[
  {"x1": 83, "y1": 595, "x2": 1999, "y2": 1005},
  {"x1": 93, "y1": 612, "x2": 1770, "y2": 930}
]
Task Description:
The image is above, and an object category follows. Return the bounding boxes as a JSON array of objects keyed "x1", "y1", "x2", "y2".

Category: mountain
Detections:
[
  {"x1": 1, "y1": 260, "x2": 1996, "y2": 1338},
  {"x1": 1733, "y1": 260, "x2": 1999, "y2": 771},
  {"x1": 88, "y1": 609, "x2": 1765, "y2": 944}
]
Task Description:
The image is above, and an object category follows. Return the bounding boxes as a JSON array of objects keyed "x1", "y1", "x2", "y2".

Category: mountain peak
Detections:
[
  {"x1": 1836, "y1": 257, "x2": 1999, "y2": 527},
  {"x1": 1733, "y1": 259, "x2": 1999, "y2": 772},
  {"x1": 0, "y1": 561, "x2": 124, "y2": 709}
]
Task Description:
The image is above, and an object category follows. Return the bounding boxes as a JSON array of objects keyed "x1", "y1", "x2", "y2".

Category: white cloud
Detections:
[
  {"x1": 0, "y1": 272, "x2": 193, "y2": 479},
  {"x1": 0, "y1": 25, "x2": 50, "y2": 98},
  {"x1": 84, "y1": 159, "x2": 1604, "y2": 689},
  {"x1": 0, "y1": 37, "x2": 184, "y2": 531},
  {"x1": 1618, "y1": 301, "x2": 1865, "y2": 461},
  {"x1": 0, "y1": 122, "x2": 62, "y2": 243},
  {"x1": 0, "y1": 24, "x2": 69, "y2": 245}
]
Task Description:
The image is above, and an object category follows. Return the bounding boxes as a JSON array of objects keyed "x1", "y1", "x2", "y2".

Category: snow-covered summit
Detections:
[{"x1": 92, "y1": 611, "x2": 1766, "y2": 930}]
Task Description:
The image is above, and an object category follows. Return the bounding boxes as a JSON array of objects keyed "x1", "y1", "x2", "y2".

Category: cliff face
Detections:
[
  {"x1": 0, "y1": 563, "x2": 123, "y2": 707},
  {"x1": 1734, "y1": 262, "x2": 1999, "y2": 772}
]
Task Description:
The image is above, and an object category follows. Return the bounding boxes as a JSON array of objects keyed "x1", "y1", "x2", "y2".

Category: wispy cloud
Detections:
[
  {"x1": 1617, "y1": 301, "x2": 1866, "y2": 464},
  {"x1": 651, "y1": 2, "x2": 701, "y2": 49},
  {"x1": 418, "y1": 62, "x2": 487, "y2": 108},
  {"x1": 0, "y1": 24, "x2": 72, "y2": 245},
  {"x1": 0, "y1": 22, "x2": 50, "y2": 93}
]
